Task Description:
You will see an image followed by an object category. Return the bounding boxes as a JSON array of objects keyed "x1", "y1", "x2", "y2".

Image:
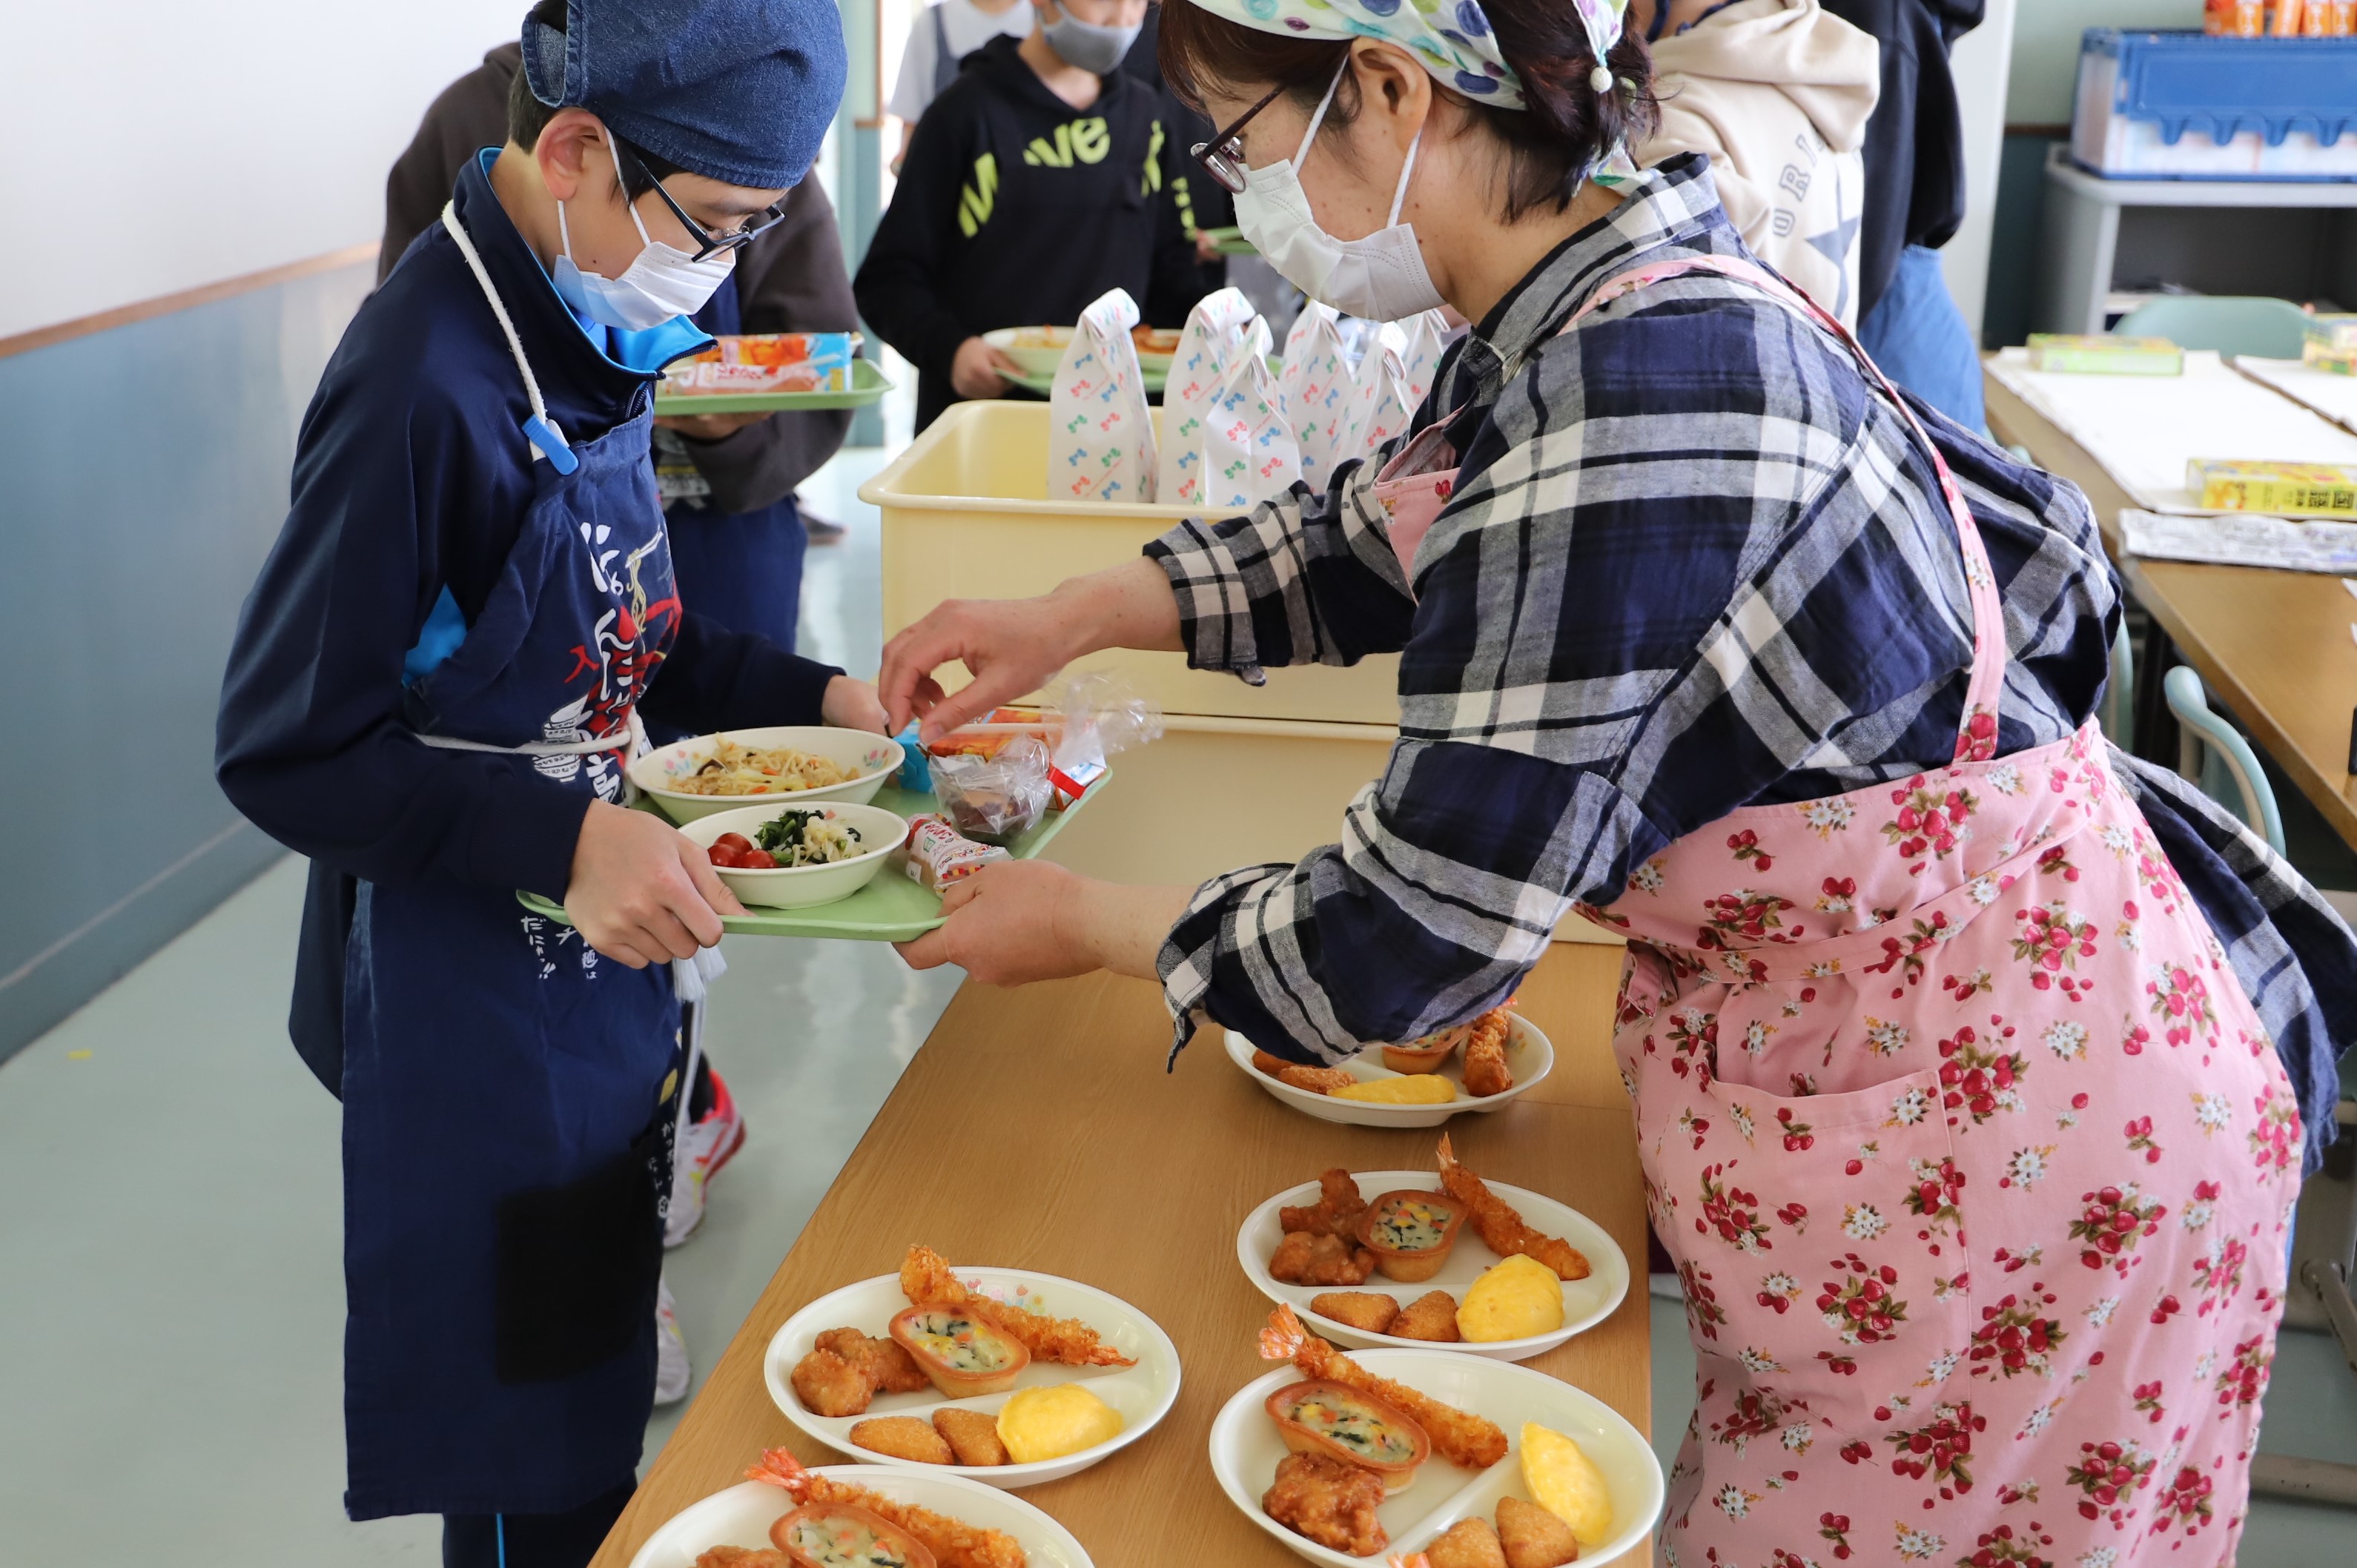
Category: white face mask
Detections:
[
  {"x1": 549, "y1": 173, "x2": 735, "y2": 332},
  {"x1": 1231, "y1": 63, "x2": 1445, "y2": 324}
]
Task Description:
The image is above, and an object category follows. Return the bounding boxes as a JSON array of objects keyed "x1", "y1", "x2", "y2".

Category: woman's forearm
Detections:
[
  {"x1": 1050, "y1": 556, "x2": 1186, "y2": 660},
  {"x1": 1065, "y1": 877, "x2": 1196, "y2": 981}
]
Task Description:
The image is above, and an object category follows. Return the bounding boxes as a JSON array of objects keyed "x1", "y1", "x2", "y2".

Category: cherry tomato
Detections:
[
  {"x1": 735, "y1": 847, "x2": 776, "y2": 869},
  {"x1": 713, "y1": 833, "x2": 754, "y2": 855},
  {"x1": 706, "y1": 844, "x2": 740, "y2": 867}
]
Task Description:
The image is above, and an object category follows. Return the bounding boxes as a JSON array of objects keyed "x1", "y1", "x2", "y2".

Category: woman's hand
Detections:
[
  {"x1": 564, "y1": 800, "x2": 745, "y2": 967},
  {"x1": 950, "y1": 337, "x2": 1021, "y2": 400},
  {"x1": 820, "y1": 674, "x2": 891, "y2": 733},
  {"x1": 895, "y1": 862, "x2": 1194, "y2": 985},
  {"x1": 879, "y1": 558, "x2": 1186, "y2": 742}
]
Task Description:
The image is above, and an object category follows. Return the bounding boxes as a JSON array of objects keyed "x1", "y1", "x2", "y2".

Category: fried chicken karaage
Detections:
[
  {"x1": 789, "y1": 1326, "x2": 932, "y2": 1417},
  {"x1": 1263, "y1": 1450, "x2": 1389, "y2": 1558},
  {"x1": 1281, "y1": 1168, "x2": 1370, "y2": 1240},
  {"x1": 1271, "y1": 1230, "x2": 1378, "y2": 1286}
]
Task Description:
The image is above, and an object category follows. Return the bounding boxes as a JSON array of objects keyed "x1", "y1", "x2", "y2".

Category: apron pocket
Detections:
[{"x1": 492, "y1": 1111, "x2": 667, "y2": 1384}]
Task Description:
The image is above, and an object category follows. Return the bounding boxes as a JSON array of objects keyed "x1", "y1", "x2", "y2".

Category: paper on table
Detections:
[
  {"x1": 1986, "y1": 348, "x2": 2357, "y2": 515},
  {"x1": 2121, "y1": 507, "x2": 2357, "y2": 574},
  {"x1": 1156, "y1": 287, "x2": 1258, "y2": 506},
  {"x1": 1048, "y1": 288, "x2": 1157, "y2": 502},
  {"x1": 2233, "y1": 357, "x2": 2357, "y2": 440}
]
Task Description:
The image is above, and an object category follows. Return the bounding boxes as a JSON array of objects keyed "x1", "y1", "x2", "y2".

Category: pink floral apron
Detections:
[{"x1": 1409, "y1": 255, "x2": 2303, "y2": 1567}]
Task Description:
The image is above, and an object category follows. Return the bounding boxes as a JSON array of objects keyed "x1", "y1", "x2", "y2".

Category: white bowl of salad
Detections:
[
  {"x1": 629, "y1": 725, "x2": 904, "y2": 824},
  {"x1": 678, "y1": 801, "x2": 911, "y2": 909}
]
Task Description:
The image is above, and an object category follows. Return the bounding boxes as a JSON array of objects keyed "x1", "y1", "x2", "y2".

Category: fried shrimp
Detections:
[
  {"x1": 1253, "y1": 1050, "x2": 1357, "y2": 1094},
  {"x1": 899, "y1": 1246, "x2": 1136, "y2": 1367},
  {"x1": 1259, "y1": 1305, "x2": 1508, "y2": 1469},
  {"x1": 749, "y1": 1449, "x2": 1027, "y2": 1568},
  {"x1": 1280, "y1": 1168, "x2": 1369, "y2": 1240},
  {"x1": 1435, "y1": 1135, "x2": 1591, "y2": 1283},
  {"x1": 1459, "y1": 1009, "x2": 1515, "y2": 1097}
]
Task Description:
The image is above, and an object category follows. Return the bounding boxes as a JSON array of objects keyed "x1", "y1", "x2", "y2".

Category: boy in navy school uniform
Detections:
[{"x1": 214, "y1": 3, "x2": 876, "y2": 1562}]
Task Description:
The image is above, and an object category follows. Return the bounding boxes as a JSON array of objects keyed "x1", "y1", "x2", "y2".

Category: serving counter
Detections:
[{"x1": 589, "y1": 945, "x2": 1653, "y2": 1567}]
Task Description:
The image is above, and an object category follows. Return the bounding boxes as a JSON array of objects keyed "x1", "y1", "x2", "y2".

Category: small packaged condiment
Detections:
[
  {"x1": 2026, "y1": 334, "x2": 2184, "y2": 376},
  {"x1": 2188, "y1": 459, "x2": 2357, "y2": 517},
  {"x1": 899, "y1": 814, "x2": 1009, "y2": 892}
]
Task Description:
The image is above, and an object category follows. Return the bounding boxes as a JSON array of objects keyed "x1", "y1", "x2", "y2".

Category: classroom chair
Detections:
[
  {"x1": 2100, "y1": 623, "x2": 2135, "y2": 752},
  {"x1": 2163, "y1": 664, "x2": 2286, "y2": 855},
  {"x1": 2112, "y1": 295, "x2": 2312, "y2": 361}
]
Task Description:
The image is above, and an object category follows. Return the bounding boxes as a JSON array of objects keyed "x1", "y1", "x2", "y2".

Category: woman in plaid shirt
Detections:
[{"x1": 887, "y1": 6, "x2": 2352, "y2": 1557}]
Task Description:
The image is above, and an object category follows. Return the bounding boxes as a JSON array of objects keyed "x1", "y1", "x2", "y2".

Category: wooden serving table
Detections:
[
  {"x1": 1986, "y1": 371, "x2": 2357, "y2": 853},
  {"x1": 591, "y1": 944, "x2": 1651, "y2": 1568}
]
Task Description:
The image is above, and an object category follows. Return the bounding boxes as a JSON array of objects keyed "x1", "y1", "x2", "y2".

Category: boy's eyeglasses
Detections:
[
  {"x1": 613, "y1": 137, "x2": 788, "y2": 261},
  {"x1": 1190, "y1": 83, "x2": 1288, "y2": 196}
]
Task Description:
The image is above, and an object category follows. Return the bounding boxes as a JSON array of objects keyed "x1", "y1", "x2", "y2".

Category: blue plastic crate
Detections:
[{"x1": 2072, "y1": 29, "x2": 2357, "y2": 182}]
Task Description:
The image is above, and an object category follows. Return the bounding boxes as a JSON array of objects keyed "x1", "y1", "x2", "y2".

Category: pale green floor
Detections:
[{"x1": 5, "y1": 429, "x2": 2355, "y2": 1562}]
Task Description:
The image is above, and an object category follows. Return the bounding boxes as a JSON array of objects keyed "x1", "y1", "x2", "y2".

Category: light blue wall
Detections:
[{"x1": 0, "y1": 261, "x2": 373, "y2": 1061}]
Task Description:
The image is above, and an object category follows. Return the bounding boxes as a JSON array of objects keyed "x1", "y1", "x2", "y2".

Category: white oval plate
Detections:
[
  {"x1": 1236, "y1": 1171, "x2": 1630, "y2": 1360},
  {"x1": 1208, "y1": 1350, "x2": 1663, "y2": 1568},
  {"x1": 677, "y1": 801, "x2": 910, "y2": 910},
  {"x1": 627, "y1": 1471, "x2": 1094, "y2": 1568},
  {"x1": 629, "y1": 726, "x2": 904, "y2": 823},
  {"x1": 764, "y1": 1267, "x2": 1183, "y2": 1489},
  {"x1": 1228, "y1": 1013, "x2": 1555, "y2": 1128}
]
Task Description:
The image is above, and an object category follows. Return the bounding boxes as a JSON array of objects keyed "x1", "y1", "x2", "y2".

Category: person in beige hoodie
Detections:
[{"x1": 1632, "y1": 0, "x2": 1881, "y2": 326}]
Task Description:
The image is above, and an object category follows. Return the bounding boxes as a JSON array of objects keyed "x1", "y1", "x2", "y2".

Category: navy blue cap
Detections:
[{"x1": 522, "y1": 0, "x2": 847, "y2": 191}]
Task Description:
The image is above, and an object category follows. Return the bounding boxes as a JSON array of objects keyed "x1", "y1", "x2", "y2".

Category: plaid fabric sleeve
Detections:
[{"x1": 1142, "y1": 460, "x2": 1418, "y2": 684}]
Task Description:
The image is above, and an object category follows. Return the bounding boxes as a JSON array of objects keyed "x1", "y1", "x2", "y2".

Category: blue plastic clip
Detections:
[
  {"x1": 894, "y1": 724, "x2": 933, "y2": 793},
  {"x1": 522, "y1": 414, "x2": 579, "y2": 475}
]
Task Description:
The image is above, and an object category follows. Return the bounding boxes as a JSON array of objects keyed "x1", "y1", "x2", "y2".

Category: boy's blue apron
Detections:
[
  {"x1": 652, "y1": 273, "x2": 806, "y2": 735},
  {"x1": 338, "y1": 202, "x2": 687, "y2": 1520}
]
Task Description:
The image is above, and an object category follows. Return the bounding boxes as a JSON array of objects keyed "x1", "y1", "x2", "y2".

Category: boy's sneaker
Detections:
[
  {"x1": 654, "y1": 1277, "x2": 692, "y2": 1406},
  {"x1": 665, "y1": 1068, "x2": 747, "y2": 1248}
]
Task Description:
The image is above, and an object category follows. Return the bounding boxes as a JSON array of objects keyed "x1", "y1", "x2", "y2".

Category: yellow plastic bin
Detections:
[
  {"x1": 858, "y1": 400, "x2": 1400, "y2": 725},
  {"x1": 865, "y1": 400, "x2": 1617, "y2": 947}
]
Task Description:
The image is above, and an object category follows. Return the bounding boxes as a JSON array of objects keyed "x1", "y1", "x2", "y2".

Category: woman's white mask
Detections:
[
  {"x1": 550, "y1": 178, "x2": 735, "y2": 333},
  {"x1": 1230, "y1": 62, "x2": 1445, "y2": 324}
]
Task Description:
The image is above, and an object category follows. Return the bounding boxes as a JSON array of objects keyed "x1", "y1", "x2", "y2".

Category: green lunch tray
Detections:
[
  {"x1": 514, "y1": 778, "x2": 1103, "y2": 943},
  {"x1": 1201, "y1": 227, "x2": 1257, "y2": 257},
  {"x1": 1003, "y1": 365, "x2": 1168, "y2": 398},
  {"x1": 652, "y1": 356, "x2": 894, "y2": 415}
]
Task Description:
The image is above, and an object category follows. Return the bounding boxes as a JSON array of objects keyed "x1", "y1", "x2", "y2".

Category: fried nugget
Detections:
[
  {"x1": 1495, "y1": 1496, "x2": 1579, "y2": 1568},
  {"x1": 850, "y1": 1415, "x2": 955, "y2": 1465},
  {"x1": 694, "y1": 1549, "x2": 790, "y2": 1568},
  {"x1": 1271, "y1": 1230, "x2": 1379, "y2": 1286},
  {"x1": 814, "y1": 1327, "x2": 931, "y2": 1394},
  {"x1": 933, "y1": 1406, "x2": 1011, "y2": 1466},
  {"x1": 1389, "y1": 1289, "x2": 1463, "y2": 1343},
  {"x1": 1461, "y1": 1010, "x2": 1515, "y2": 1097},
  {"x1": 1281, "y1": 1168, "x2": 1370, "y2": 1240},
  {"x1": 1263, "y1": 1450, "x2": 1389, "y2": 1558},
  {"x1": 790, "y1": 1348, "x2": 876, "y2": 1418},
  {"x1": 1254, "y1": 1049, "x2": 1356, "y2": 1094},
  {"x1": 1310, "y1": 1291, "x2": 1401, "y2": 1334},
  {"x1": 1424, "y1": 1516, "x2": 1510, "y2": 1568}
]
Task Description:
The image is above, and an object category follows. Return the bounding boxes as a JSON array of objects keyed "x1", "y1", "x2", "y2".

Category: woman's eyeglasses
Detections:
[
  {"x1": 613, "y1": 137, "x2": 788, "y2": 261},
  {"x1": 1190, "y1": 83, "x2": 1288, "y2": 196}
]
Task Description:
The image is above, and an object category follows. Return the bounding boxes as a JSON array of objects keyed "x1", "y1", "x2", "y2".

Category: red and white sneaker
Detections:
[{"x1": 666, "y1": 1068, "x2": 747, "y2": 1248}]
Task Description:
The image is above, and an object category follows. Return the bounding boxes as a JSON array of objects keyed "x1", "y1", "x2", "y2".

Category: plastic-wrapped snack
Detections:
[
  {"x1": 899, "y1": 815, "x2": 1010, "y2": 892},
  {"x1": 1046, "y1": 671, "x2": 1163, "y2": 809},
  {"x1": 927, "y1": 735, "x2": 1054, "y2": 841}
]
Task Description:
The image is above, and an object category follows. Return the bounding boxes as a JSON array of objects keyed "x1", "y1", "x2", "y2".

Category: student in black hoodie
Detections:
[{"x1": 856, "y1": 0, "x2": 1208, "y2": 429}]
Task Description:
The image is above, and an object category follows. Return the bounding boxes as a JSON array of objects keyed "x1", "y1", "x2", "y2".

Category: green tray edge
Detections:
[
  {"x1": 653, "y1": 357, "x2": 895, "y2": 415},
  {"x1": 515, "y1": 775, "x2": 1104, "y2": 942}
]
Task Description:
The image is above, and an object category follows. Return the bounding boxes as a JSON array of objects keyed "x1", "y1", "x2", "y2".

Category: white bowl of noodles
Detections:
[
  {"x1": 678, "y1": 801, "x2": 912, "y2": 910},
  {"x1": 629, "y1": 726, "x2": 904, "y2": 823}
]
